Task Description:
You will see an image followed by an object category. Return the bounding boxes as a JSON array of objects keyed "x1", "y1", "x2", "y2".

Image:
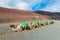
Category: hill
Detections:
[
  {"x1": 0, "y1": 7, "x2": 48, "y2": 23},
  {"x1": 34, "y1": 10, "x2": 60, "y2": 20}
]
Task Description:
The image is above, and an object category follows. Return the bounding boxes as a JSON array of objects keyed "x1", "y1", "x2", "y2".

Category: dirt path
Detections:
[{"x1": 0, "y1": 20, "x2": 60, "y2": 40}]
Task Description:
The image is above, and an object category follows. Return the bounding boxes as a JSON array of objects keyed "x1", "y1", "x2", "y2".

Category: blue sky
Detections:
[{"x1": 0, "y1": 0, "x2": 60, "y2": 12}]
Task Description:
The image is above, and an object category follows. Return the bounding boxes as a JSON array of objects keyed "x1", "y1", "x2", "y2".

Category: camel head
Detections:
[{"x1": 10, "y1": 25, "x2": 16, "y2": 29}]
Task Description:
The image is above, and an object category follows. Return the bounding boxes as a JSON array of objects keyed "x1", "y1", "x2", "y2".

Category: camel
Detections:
[
  {"x1": 46, "y1": 20, "x2": 54, "y2": 25},
  {"x1": 30, "y1": 21, "x2": 39, "y2": 28},
  {"x1": 10, "y1": 24, "x2": 22, "y2": 32},
  {"x1": 20, "y1": 21, "x2": 31, "y2": 30},
  {"x1": 38, "y1": 21, "x2": 46, "y2": 27},
  {"x1": 10, "y1": 22, "x2": 31, "y2": 32}
]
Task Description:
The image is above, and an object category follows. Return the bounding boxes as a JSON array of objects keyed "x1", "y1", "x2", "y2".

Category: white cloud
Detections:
[
  {"x1": 0, "y1": 0, "x2": 60, "y2": 12},
  {"x1": 16, "y1": 2, "x2": 30, "y2": 10},
  {"x1": 0, "y1": 0, "x2": 11, "y2": 7},
  {"x1": 25, "y1": 0, "x2": 42, "y2": 4},
  {"x1": 0, "y1": 0, "x2": 31, "y2": 10},
  {"x1": 43, "y1": 0, "x2": 60, "y2": 12}
]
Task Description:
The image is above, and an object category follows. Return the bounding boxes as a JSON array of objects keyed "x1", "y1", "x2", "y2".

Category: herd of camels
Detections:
[{"x1": 10, "y1": 19, "x2": 54, "y2": 32}]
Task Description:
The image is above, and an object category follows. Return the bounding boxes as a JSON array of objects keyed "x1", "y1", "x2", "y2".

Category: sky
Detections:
[{"x1": 0, "y1": 0, "x2": 60, "y2": 12}]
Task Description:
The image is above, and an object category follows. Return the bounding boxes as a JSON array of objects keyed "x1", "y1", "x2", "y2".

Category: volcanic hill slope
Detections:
[
  {"x1": 34, "y1": 10, "x2": 60, "y2": 20},
  {"x1": 0, "y1": 7, "x2": 48, "y2": 23}
]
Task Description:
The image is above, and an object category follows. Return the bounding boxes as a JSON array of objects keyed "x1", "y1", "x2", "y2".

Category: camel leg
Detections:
[
  {"x1": 46, "y1": 23, "x2": 48, "y2": 25},
  {"x1": 26, "y1": 26, "x2": 31, "y2": 30},
  {"x1": 20, "y1": 26, "x2": 25, "y2": 31},
  {"x1": 51, "y1": 22, "x2": 54, "y2": 24},
  {"x1": 38, "y1": 23, "x2": 42, "y2": 28},
  {"x1": 39, "y1": 24, "x2": 42, "y2": 28},
  {"x1": 29, "y1": 25, "x2": 32, "y2": 29},
  {"x1": 31, "y1": 25, "x2": 34, "y2": 29},
  {"x1": 35, "y1": 26, "x2": 37, "y2": 28}
]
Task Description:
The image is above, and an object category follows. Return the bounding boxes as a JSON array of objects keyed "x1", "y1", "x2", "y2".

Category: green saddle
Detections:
[
  {"x1": 47, "y1": 20, "x2": 53, "y2": 23},
  {"x1": 21, "y1": 22, "x2": 28, "y2": 27},
  {"x1": 39, "y1": 21, "x2": 45, "y2": 25},
  {"x1": 32, "y1": 21, "x2": 38, "y2": 25}
]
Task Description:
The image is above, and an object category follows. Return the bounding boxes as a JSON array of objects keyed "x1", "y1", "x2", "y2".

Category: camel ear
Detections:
[{"x1": 10, "y1": 25, "x2": 15, "y2": 28}]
